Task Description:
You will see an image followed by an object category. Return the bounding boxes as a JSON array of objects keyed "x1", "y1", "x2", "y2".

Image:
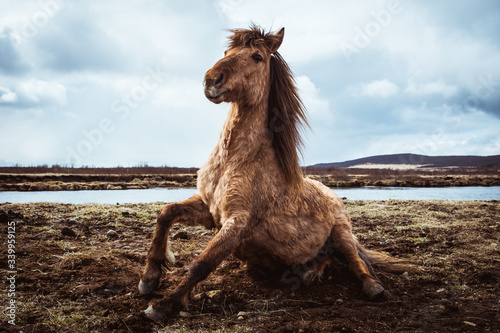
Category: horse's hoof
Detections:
[
  {"x1": 144, "y1": 304, "x2": 167, "y2": 323},
  {"x1": 300, "y1": 270, "x2": 318, "y2": 286},
  {"x1": 138, "y1": 278, "x2": 159, "y2": 295},
  {"x1": 139, "y1": 266, "x2": 162, "y2": 295},
  {"x1": 363, "y1": 280, "x2": 385, "y2": 300},
  {"x1": 144, "y1": 297, "x2": 185, "y2": 322}
]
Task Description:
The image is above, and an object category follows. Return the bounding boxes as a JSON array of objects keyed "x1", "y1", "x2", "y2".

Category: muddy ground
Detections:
[{"x1": 0, "y1": 200, "x2": 498, "y2": 332}]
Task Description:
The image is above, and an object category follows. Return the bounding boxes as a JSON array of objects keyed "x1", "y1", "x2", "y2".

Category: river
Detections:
[{"x1": 1, "y1": 186, "x2": 499, "y2": 204}]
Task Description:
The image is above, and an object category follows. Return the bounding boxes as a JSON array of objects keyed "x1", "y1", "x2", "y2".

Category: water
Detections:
[
  {"x1": 333, "y1": 186, "x2": 500, "y2": 201},
  {"x1": 0, "y1": 186, "x2": 499, "y2": 204},
  {"x1": 0, "y1": 188, "x2": 198, "y2": 204}
]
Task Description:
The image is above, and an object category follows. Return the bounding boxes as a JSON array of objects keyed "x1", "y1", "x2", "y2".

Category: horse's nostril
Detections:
[{"x1": 215, "y1": 74, "x2": 224, "y2": 87}]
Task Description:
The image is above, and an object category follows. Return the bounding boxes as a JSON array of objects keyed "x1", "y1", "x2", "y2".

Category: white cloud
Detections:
[
  {"x1": 295, "y1": 76, "x2": 331, "y2": 120},
  {"x1": 215, "y1": 0, "x2": 393, "y2": 64},
  {"x1": 19, "y1": 79, "x2": 67, "y2": 107},
  {"x1": 405, "y1": 80, "x2": 458, "y2": 98},
  {"x1": 1, "y1": 1, "x2": 500, "y2": 166},
  {"x1": 358, "y1": 79, "x2": 399, "y2": 98},
  {"x1": 151, "y1": 77, "x2": 206, "y2": 110},
  {"x1": 0, "y1": 87, "x2": 17, "y2": 103}
]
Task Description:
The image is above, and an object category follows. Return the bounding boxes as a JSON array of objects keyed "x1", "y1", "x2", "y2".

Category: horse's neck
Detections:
[
  {"x1": 219, "y1": 102, "x2": 270, "y2": 160},
  {"x1": 198, "y1": 101, "x2": 271, "y2": 200}
]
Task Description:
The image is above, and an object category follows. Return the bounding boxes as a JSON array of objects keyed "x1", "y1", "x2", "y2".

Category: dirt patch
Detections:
[{"x1": 1, "y1": 200, "x2": 499, "y2": 332}]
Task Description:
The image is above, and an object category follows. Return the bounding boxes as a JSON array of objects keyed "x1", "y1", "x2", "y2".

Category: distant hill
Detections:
[{"x1": 312, "y1": 153, "x2": 500, "y2": 169}]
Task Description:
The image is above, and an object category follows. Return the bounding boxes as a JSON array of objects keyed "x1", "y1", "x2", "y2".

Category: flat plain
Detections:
[{"x1": 1, "y1": 199, "x2": 498, "y2": 332}]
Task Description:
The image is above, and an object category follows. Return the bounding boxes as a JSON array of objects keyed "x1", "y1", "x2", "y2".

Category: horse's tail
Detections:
[{"x1": 355, "y1": 241, "x2": 414, "y2": 277}]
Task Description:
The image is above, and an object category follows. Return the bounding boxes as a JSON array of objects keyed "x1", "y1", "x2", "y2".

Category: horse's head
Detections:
[{"x1": 204, "y1": 26, "x2": 285, "y2": 106}]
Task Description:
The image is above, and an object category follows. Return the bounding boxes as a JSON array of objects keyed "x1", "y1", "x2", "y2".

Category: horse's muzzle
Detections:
[{"x1": 204, "y1": 69, "x2": 230, "y2": 103}]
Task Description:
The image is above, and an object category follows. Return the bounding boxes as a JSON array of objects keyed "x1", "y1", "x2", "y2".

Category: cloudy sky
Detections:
[{"x1": 1, "y1": 0, "x2": 499, "y2": 167}]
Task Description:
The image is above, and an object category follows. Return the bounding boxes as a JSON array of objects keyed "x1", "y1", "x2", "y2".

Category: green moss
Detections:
[{"x1": 407, "y1": 237, "x2": 429, "y2": 244}]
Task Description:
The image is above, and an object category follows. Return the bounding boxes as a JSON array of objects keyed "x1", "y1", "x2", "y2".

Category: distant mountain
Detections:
[{"x1": 312, "y1": 153, "x2": 500, "y2": 169}]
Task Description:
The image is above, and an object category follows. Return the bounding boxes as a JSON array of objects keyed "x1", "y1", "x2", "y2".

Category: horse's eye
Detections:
[{"x1": 252, "y1": 54, "x2": 263, "y2": 63}]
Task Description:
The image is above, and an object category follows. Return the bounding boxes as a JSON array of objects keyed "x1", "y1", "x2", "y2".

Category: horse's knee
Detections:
[
  {"x1": 158, "y1": 203, "x2": 186, "y2": 225},
  {"x1": 158, "y1": 201, "x2": 209, "y2": 227}
]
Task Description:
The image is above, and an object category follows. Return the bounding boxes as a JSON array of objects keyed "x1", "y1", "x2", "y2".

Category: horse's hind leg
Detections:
[
  {"x1": 294, "y1": 239, "x2": 336, "y2": 286},
  {"x1": 330, "y1": 221, "x2": 384, "y2": 300},
  {"x1": 139, "y1": 193, "x2": 214, "y2": 295},
  {"x1": 297, "y1": 258, "x2": 332, "y2": 286}
]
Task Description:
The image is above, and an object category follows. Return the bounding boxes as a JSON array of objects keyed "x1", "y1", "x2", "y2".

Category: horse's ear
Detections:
[{"x1": 270, "y1": 27, "x2": 285, "y2": 53}]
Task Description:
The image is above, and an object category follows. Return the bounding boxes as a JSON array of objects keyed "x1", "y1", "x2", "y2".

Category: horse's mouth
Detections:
[{"x1": 205, "y1": 88, "x2": 229, "y2": 103}]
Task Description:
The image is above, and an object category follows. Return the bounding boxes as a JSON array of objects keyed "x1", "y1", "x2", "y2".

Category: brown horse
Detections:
[{"x1": 139, "y1": 25, "x2": 407, "y2": 322}]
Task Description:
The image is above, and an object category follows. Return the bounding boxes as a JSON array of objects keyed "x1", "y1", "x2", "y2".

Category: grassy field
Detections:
[
  {"x1": 1, "y1": 200, "x2": 498, "y2": 332},
  {"x1": 0, "y1": 174, "x2": 197, "y2": 191}
]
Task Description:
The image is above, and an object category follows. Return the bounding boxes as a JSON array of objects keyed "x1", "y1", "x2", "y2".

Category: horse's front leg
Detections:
[
  {"x1": 144, "y1": 215, "x2": 248, "y2": 322},
  {"x1": 139, "y1": 194, "x2": 214, "y2": 295}
]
